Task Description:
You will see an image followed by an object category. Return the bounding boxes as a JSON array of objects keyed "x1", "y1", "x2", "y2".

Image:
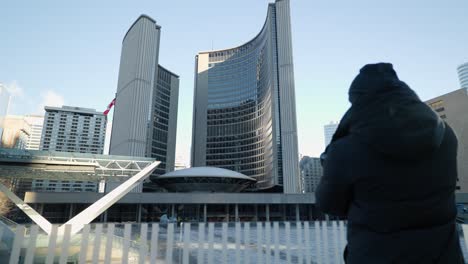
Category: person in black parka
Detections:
[{"x1": 316, "y1": 63, "x2": 465, "y2": 263}]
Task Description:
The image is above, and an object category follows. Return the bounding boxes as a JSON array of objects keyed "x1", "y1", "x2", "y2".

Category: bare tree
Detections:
[{"x1": 0, "y1": 179, "x2": 14, "y2": 216}]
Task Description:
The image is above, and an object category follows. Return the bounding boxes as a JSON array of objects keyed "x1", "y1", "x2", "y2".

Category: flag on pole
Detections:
[{"x1": 103, "y1": 98, "x2": 116, "y2": 116}]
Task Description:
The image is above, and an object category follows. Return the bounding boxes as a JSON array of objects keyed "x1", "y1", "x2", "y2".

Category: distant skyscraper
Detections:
[
  {"x1": 191, "y1": 0, "x2": 300, "y2": 193},
  {"x1": 300, "y1": 156, "x2": 323, "y2": 193},
  {"x1": 40, "y1": 106, "x2": 106, "y2": 154},
  {"x1": 110, "y1": 15, "x2": 179, "y2": 176},
  {"x1": 1, "y1": 115, "x2": 42, "y2": 150},
  {"x1": 23, "y1": 115, "x2": 43, "y2": 150},
  {"x1": 324, "y1": 121, "x2": 339, "y2": 147},
  {"x1": 0, "y1": 84, "x2": 11, "y2": 140},
  {"x1": 426, "y1": 88, "x2": 468, "y2": 192},
  {"x1": 458, "y1": 62, "x2": 468, "y2": 88}
]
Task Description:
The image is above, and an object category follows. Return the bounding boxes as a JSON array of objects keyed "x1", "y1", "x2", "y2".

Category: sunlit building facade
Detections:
[
  {"x1": 192, "y1": 0, "x2": 300, "y2": 193},
  {"x1": 300, "y1": 156, "x2": 323, "y2": 193},
  {"x1": 324, "y1": 121, "x2": 339, "y2": 147}
]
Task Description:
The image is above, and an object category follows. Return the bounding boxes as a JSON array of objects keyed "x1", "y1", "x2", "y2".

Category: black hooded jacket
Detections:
[{"x1": 316, "y1": 63, "x2": 464, "y2": 263}]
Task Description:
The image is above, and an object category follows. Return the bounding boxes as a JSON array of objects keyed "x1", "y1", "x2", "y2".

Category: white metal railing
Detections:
[{"x1": 0, "y1": 221, "x2": 466, "y2": 263}]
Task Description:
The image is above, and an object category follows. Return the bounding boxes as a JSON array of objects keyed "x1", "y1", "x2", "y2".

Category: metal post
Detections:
[
  {"x1": 282, "y1": 205, "x2": 287, "y2": 221},
  {"x1": 68, "y1": 204, "x2": 74, "y2": 220},
  {"x1": 235, "y1": 204, "x2": 239, "y2": 222},
  {"x1": 102, "y1": 210, "x2": 108, "y2": 223},
  {"x1": 266, "y1": 204, "x2": 270, "y2": 222},
  {"x1": 171, "y1": 204, "x2": 175, "y2": 218},
  {"x1": 226, "y1": 204, "x2": 230, "y2": 222},
  {"x1": 295, "y1": 204, "x2": 300, "y2": 221},
  {"x1": 254, "y1": 204, "x2": 258, "y2": 221},
  {"x1": 137, "y1": 204, "x2": 142, "y2": 223},
  {"x1": 309, "y1": 204, "x2": 313, "y2": 220},
  {"x1": 203, "y1": 204, "x2": 207, "y2": 222}
]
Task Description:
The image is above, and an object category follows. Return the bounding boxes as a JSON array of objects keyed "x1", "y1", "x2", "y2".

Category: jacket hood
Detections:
[{"x1": 338, "y1": 63, "x2": 445, "y2": 160}]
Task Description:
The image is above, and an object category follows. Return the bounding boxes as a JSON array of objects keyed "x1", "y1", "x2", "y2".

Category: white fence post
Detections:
[
  {"x1": 183, "y1": 223, "x2": 191, "y2": 264},
  {"x1": 150, "y1": 223, "x2": 159, "y2": 263},
  {"x1": 104, "y1": 223, "x2": 115, "y2": 264},
  {"x1": 59, "y1": 224, "x2": 72, "y2": 264},
  {"x1": 78, "y1": 224, "x2": 90, "y2": 264},
  {"x1": 207, "y1": 223, "x2": 214, "y2": 264},
  {"x1": 244, "y1": 222, "x2": 250, "y2": 263},
  {"x1": 165, "y1": 223, "x2": 174, "y2": 263},
  {"x1": 314, "y1": 221, "x2": 322, "y2": 264},
  {"x1": 24, "y1": 225, "x2": 39, "y2": 264},
  {"x1": 197, "y1": 223, "x2": 205, "y2": 263},
  {"x1": 9, "y1": 225, "x2": 25, "y2": 264}
]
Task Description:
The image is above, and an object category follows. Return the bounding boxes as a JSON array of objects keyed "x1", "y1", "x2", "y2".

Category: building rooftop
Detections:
[
  {"x1": 159, "y1": 167, "x2": 256, "y2": 181},
  {"x1": 44, "y1": 105, "x2": 104, "y2": 115}
]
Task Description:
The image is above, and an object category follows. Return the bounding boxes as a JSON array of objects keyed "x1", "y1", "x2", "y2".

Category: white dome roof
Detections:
[{"x1": 159, "y1": 167, "x2": 256, "y2": 181}]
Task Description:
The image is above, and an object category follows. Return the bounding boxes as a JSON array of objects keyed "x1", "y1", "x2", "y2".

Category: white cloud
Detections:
[
  {"x1": 4, "y1": 81, "x2": 24, "y2": 98},
  {"x1": 36, "y1": 90, "x2": 65, "y2": 114}
]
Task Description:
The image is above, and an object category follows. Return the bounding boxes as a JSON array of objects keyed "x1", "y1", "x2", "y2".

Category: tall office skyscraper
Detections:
[
  {"x1": 300, "y1": 156, "x2": 323, "y2": 193},
  {"x1": 110, "y1": 15, "x2": 179, "y2": 176},
  {"x1": 191, "y1": 0, "x2": 300, "y2": 193},
  {"x1": 40, "y1": 106, "x2": 106, "y2": 154},
  {"x1": 0, "y1": 84, "x2": 11, "y2": 140},
  {"x1": 458, "y1": 62, "x2": 468, "y2": 88},
  {"x1": 324, "y1": 121, "x2": 339, "y2": 147}
]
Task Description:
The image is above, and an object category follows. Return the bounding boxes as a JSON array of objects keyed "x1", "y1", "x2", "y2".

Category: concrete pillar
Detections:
[
  {"x1": 295, "y1": 204, "x2": 300, "y2": 222},
  {"x1": 38, "y1": 204, "x2": 44, "y2": 215},
  {"x1": 203, "y1": 204, "x2": 207, "y2": 222},
  {"x1": 136, "y1": 204, "x2": 142, "y2": 223},
  {"x1": 101, "y1": 211, "x2": 107, "y2": 223},
  {"x1": 266, "y1": 204, "x2": 270, "y2": 222},
  {"x1": 235, "y1": 204, "x2": 239, "y2": 222},
  {"x1": 68, "y1": 204, "x2": 74, "y2": 220}
]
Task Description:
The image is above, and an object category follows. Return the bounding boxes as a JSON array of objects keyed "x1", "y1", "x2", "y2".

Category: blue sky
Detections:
[{"x1": 1, "y1": 0, "x2": 467, "y2": 165}]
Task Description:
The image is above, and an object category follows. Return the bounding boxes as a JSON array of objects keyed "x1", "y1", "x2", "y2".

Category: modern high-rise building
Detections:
[
  {"x1": 40, "y1": 106, "x2": 106, "y2": 154},
  {"x1": 110, "y1": 15, "x2": 179, "y2": 176},
  {"x1": 299, "y1": 156, "x2": 323, "y2": 193},
  {"x1": 191, "y1": 0, "x2": 300, "y2": 193},
  {"x1": 324, "y1": 121, "x2": 338, "y2": 147},
  {"x1": 0, "y1": 84, "x2": 11, "y2": 140},
  {"x1": 458, "y1": 62, "x2": 468, "y2": 88},
  {"x1": 0, "y1": 115, "x2": 43, "y2": 150},
  {"x1": 35, "y1": 106, "x2": 106, "y2": 193},
  {"x1": 426, "y1": 88, "x2": 468, "y2": 192}
]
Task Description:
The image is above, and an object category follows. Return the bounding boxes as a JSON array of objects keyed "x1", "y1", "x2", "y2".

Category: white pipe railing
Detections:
[{"x1": 0, "y1": 221, "x2": 467, "y2": 263}]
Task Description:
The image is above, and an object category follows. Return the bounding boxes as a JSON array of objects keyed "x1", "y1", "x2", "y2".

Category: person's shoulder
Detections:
[{"x1": 328, "y1": 134, "x2": 367, "y2": 154}]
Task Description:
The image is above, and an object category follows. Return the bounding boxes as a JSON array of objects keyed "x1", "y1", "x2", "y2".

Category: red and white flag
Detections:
[{"x1": 103, "y1": 98, "x2": 116, "y2": 116}]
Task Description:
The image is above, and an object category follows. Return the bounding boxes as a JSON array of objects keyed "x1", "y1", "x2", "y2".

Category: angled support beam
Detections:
[
  {"x1": 0, "y1": 183, "x2": 52, "y2": 234},
  {"x1": 0, "y1": 161, "x2": 159, "y2": 236},
  {"x1": 62, "y1": 161, "x2": 160, "y2": 235}
]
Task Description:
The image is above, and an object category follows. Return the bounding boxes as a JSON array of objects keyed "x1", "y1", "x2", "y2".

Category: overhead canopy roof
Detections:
[
  {"x1": 0, "y1": 148, "x2": 156, "y2": 181},
  {"x1": 159, "y1": 167, "x2": 256, "y2": 181}
]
